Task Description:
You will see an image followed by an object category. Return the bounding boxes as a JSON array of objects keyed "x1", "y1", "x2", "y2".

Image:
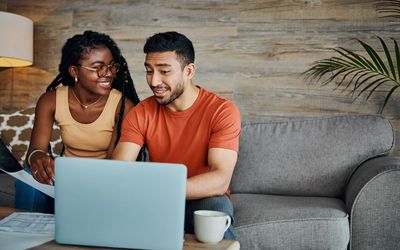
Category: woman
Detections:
[{"x1": 15, "y1": 30, "x2": 141, "y2": 213}]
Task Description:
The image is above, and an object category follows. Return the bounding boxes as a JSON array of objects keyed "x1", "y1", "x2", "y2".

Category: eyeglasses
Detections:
[{"x1": 77, "y1": 63, "x2": 120, "y2": 77}]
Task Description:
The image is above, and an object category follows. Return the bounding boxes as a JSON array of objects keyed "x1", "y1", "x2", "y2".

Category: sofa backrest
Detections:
[
  {"x1": 0, "y1": 108, "x2": 62, "y2": 165},
  {"x1": 230, "y1": 115, "x2": 394, "y2": 197}
]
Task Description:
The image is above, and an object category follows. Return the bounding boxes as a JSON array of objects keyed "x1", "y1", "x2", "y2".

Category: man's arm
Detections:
[
  {"x1": 112, "y1": 142, "x2": 142, "y2": 161},
  {"x1": 186, "y1": 147, "x2": 237, "y2": 200}
]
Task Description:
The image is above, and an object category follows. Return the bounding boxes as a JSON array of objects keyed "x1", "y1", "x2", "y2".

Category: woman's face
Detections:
[{"x1": 72, "y1": 45, "x2": 116, "y2": 96}]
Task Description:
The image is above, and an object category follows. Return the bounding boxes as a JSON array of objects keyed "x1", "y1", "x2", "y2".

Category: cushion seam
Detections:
[
  {"x1": 236, "y1": 215, "x2": 349, "y2": 229},
  {"x1": 242, "y1": 114, "x2": 387, "y2": 127}
]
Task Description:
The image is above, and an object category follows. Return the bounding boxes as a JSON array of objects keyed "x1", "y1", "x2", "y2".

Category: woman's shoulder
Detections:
[
  {"x1": 40, "y1": 85, "x2": 68, "y2": 101},
  {"x1": 38, "y1": 85, "x2": 71, "y2": 109},
  {"x1": 38, "y1": 89, "x2": 56, "y2": 105},
  {"x1": 34, "y1": 89, "x2": 57, "y2": 115}
]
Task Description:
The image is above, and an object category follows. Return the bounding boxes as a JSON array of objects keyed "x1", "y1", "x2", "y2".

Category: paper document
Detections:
[
  {"x1": 0, "y1": 139, "x2": 54, "y2": 198},
  {"x1": 0, "y1": 212, "x2": 55, "y2": 235},
  {"x1": 0, "y1": 168, "x2": 54, "y2": 198},
  {"x1": 0, "y1": 213, "x2": 55, "y2": 250}
]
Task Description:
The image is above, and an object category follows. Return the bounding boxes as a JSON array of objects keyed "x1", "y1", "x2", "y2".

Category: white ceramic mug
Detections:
[{"x1": 194, "y1": 210, "x2": 231, "y2": 244}]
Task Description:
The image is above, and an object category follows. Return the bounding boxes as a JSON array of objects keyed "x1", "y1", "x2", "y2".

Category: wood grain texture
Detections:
[{"x1": 1, "y1": 0, "x2": 399, "y2": 154}]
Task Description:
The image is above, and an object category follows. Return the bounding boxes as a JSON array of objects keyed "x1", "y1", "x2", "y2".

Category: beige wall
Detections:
[{"x1": 1, "y1": 0, "x2": 399, "y2": 153}]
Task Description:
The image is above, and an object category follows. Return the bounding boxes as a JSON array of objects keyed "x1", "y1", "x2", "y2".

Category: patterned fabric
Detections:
[{"x1": 0, "y1": 108, "x2": 62, "y2": 165}]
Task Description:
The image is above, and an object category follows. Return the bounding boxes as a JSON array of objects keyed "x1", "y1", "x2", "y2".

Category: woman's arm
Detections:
[{"x1": 27, "y1": 91, "x2": 56, "y2": 185}]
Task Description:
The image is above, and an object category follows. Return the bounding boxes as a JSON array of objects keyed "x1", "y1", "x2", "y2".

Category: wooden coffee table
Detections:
[{"x1": 0, "y1": 206, "x2": 240, "y2": 250}]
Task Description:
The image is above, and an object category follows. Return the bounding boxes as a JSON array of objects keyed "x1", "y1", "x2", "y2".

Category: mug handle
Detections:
[{"x1": 224, "y1": 215, "x2": 231, "y2": 232}]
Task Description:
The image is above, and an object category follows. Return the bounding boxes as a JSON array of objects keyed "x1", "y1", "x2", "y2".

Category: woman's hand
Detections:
[{"x1": 29, "y1": 151, "x2": 55, "y2": 185}]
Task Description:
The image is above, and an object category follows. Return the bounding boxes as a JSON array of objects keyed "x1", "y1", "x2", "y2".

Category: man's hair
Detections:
[{"x1": 143, "y1": 31, "x2": 195, "y2": 68}]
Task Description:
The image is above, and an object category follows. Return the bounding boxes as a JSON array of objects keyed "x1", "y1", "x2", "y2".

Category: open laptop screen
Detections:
[{"x1": 55, "y1": 157, "x2": 187, "y2": 250}]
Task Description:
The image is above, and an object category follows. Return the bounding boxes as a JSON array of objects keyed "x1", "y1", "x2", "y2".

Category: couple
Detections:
[{"x1": 16, "y1": 31, "x2": 241, "y2": 240}]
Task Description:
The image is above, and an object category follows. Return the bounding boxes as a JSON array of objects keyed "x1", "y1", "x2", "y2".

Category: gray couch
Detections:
[{"x1": 230, "y1": 115, "x2": 400, "y2": 250}]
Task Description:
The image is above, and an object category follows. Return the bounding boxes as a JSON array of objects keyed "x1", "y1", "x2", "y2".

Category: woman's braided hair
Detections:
[{"x1": 46, "y1": 30, "x2": 144, "y2": 159}]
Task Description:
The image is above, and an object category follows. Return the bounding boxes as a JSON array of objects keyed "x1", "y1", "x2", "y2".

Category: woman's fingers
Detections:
[
  {"x1": 32, "y1": 156, "x2": 54, "y2": 185},
  {"x1": 43, "y1": 157, "x2": 54, "y2": 185}
]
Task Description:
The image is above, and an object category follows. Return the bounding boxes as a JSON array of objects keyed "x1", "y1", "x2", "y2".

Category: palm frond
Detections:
[
  {"x1": 367, "y1": 79, "x2": 393, "y2": 100},
  {"x1": 358, "y1": 39, "x2": 389, "y2": 75},
  {"x1": 393, "y1": 38, "x2": 400, "y2": 79},
  {"x1": 333, "y1": 68, "x2": 363, "y2": 90},
  {"x1": 377, "y1": 0, "x2": 400, "y2": 19},
  {"x1": 336, "y1": 48, "x2": 377, "y2": 71},
  {"x1": 339, "y1": 69, "x2": 368, "y2": 92},
  {"x1": 381, "y1": 85, "x2": 400, "y2": 112},
  {"x1": 378, "y1": 37, "x2": 397, "y2": 80},
  {"x1": 357, "y1": 77, "x2": 391, "y2": 99},
  {"x1": 303, "y1": 37, "x2": 400, "y2": 113}
]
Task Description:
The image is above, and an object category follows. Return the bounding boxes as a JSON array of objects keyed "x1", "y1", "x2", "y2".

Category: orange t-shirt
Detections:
[{"x1": 120, "y1": 87, "x2": 241, "y2": 180}]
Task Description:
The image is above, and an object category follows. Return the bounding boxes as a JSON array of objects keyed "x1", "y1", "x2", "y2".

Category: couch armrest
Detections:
[{"x1": 345, "y1": 156, "x2": 400, "y2": 250}]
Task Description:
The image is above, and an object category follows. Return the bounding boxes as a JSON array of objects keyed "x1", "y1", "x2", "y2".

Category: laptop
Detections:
[{"x1": 54, "y1": 157, "x2": 187, "y2": 250}]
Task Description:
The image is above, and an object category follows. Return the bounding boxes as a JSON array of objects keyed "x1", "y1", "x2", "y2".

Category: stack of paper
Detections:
[{"x1": 0, "y1": 212, "x2": 55, "y2": 250}]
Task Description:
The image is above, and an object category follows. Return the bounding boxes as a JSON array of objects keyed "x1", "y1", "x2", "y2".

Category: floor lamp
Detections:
[
  {"x1": 0, "y1": 11, "x2": 33, "y2": 108},
  {"x1": 0, "y1": 11, "x2": 33, "y2": 67}
]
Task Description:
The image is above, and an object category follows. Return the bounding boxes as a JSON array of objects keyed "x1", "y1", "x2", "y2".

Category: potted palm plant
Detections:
[{"x1": 303, "y1": 1, "x2": 400, "y2": 113}]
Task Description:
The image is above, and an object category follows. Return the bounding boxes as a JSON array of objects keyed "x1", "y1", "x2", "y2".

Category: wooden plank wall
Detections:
[{"x1": 1, "y1": 0, "x2": 399, "y2": 154}]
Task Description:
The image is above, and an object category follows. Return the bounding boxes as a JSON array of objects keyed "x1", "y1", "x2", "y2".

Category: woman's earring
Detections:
[{"x1": 74, "y1": 77, "x2": 78, "y2": 83}]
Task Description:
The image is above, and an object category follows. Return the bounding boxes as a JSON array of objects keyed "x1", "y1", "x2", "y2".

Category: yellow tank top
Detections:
[{"x1": 54, "y1": 86, "x2": 122, "y2": 159}]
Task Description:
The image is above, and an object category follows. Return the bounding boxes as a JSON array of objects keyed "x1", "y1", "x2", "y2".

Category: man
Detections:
[{"x1": 112, "y1": 31, "x2": 241, "y2": 239}]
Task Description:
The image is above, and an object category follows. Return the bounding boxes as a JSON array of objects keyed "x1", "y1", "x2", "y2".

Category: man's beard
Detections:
[{"x1": 154, "y1": 82, "x2": 185, "y2": 106}]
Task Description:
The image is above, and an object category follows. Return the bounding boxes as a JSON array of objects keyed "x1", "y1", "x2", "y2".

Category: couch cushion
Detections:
[
  {"x1": 231, "y1": 115, "x2": 394, "y2": 197},
  {"x1": 232, "y1": 193, "x2": 349, "y2": 249},
  {"x1": 0, "y1": 108, "x2": 63, "y2": 165}
]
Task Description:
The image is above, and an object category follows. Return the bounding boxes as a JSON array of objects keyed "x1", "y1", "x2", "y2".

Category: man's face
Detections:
[{"x1": 144, "y1": 51, "x2": 188, "y2": 106}]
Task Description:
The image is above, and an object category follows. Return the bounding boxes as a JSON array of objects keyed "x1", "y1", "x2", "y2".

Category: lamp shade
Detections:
[{"x1": 0, "y1": 11, "x2": 33, "y2": 67}]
